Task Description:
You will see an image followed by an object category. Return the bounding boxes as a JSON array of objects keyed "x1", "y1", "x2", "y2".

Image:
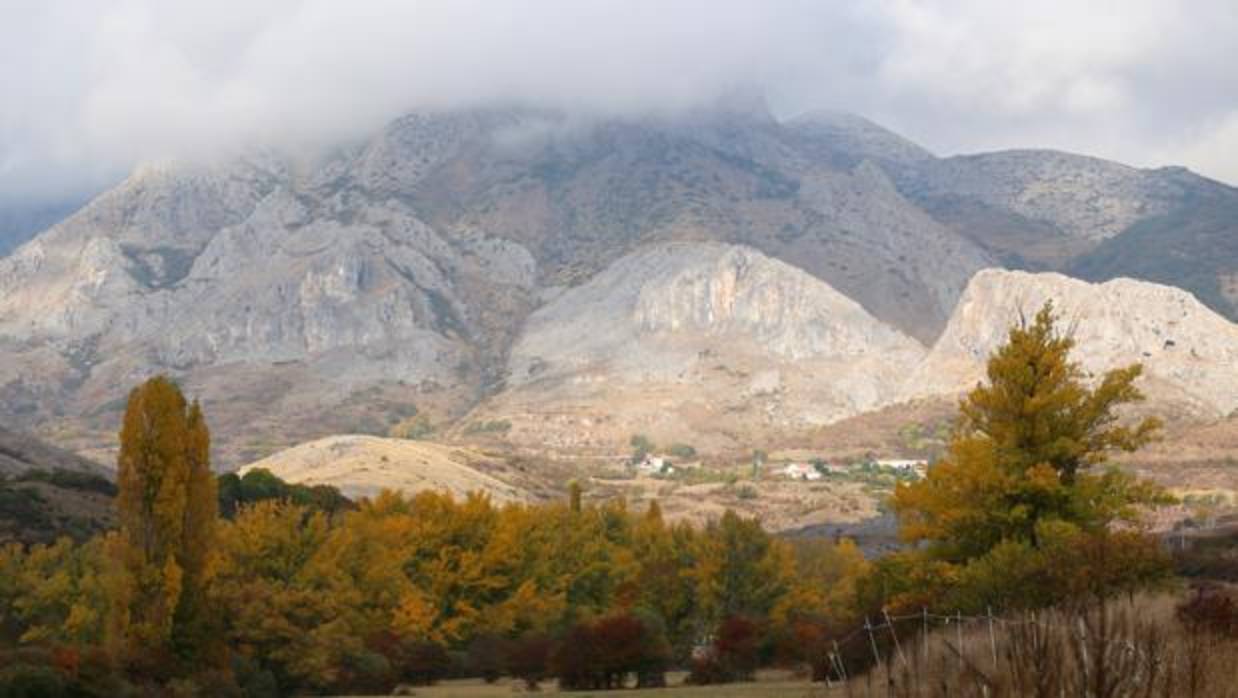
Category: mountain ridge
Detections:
[{"x1": 1, "y1": 106, "x2": 1235, "y2": 465}]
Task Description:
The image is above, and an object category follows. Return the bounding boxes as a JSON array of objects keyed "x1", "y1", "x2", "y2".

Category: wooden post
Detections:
[
  {"x1": 922, "y1": 607, "x2": 929, "y2": 665},
  {"x1": 866, "y1": 616, "x2": 883, "y2": 670},
  {"x1": 865, "y1": 616, "x2": 881, "y2": 698},
  {"x1": 885, "y1": 609, "x2": 909, "y2": 669},
  {"x1": 956, "y1": 611, "x2": 964, "y2": 677},
  {"x1": 987, "y1": 606, "x2": 998, "y2": 671}
]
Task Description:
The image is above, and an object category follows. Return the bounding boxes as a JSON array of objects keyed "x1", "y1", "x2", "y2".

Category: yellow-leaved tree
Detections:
[
  {"x1": 115, "y1": 376, "x2": 218, "y2": 662},
  {"x1": 885, "y1": 303, "x2": 1173, "y2": 611}
]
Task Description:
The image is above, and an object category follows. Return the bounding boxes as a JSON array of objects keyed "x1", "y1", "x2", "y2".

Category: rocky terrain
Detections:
[
  {"x1": 462, "y1": 242, "x2": 924, "y2": 454},
  {"x1": 0, "y1": 102, "x2": 1235, "y2": 468},
  {"x1": 904, "y1": 270, "x2": 1238, "y2": 418}
]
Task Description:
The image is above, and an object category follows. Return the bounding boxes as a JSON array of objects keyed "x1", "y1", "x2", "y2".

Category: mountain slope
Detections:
[
  {"x1": 0, "y1": 106, "x2": 992, "y2": 464},
  {"x1": 898, "y1": 151, "x2": 1238, "y2": 323},
  {"x1": 464, "y1": 242, "x2": 925, "y2": 454},
  {"x1": 239, "y1": 435, "x2": 530, "y2": 501},
  {"x1": 1, "y1": 105, "x2": 1233, "y2": 464},
  {"x1": 904, "y1": 269, "x2": 1238, "y2": 418},
  {"x1": 0, "y1": 425, "x2": 108, "y2": 478}
]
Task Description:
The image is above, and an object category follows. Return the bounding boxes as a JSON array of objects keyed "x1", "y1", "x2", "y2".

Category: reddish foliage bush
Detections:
[
  {"x1": 506, "y1": 632, "x2": 553, "y2": 690},
  {"x1": 687, "y1": 615, "x2": 763, "y2": 684},
  {"x1": 553, "y1": 612, "x2": 670, "y2": 690}
]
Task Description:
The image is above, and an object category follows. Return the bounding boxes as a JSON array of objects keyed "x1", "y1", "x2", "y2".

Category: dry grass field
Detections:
[{"x1": 345, "y1": 670, "x2": 825, "y2": 697}]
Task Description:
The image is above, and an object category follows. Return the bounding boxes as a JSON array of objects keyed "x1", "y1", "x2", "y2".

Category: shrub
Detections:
[
  {"x1": 554, "y1": 612, "x2": 670, "y2": 691},
  {"x1": 629, "y1": 435, "x2": 654, "y2": 462},
  {"x1": 466, "y1": 634, "x2": 507, "y2": 683},
  {"x1": 0, "y1": 663, "x2": 66, "y2": 698},
  {"x1": 689, "y1": 616, "x2": 762, "y2": 684},
  {"x1": 667, "y1": 444, "x2": 697, "y2": 460},
  {"x1": 16, "y1": 469, "x2": 117, "y2": 497},
  {"x1": 505, "y1": 633, "x2": 553, "y2": 690}
]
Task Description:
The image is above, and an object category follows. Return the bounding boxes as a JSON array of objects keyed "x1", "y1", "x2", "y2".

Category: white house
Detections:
[
  {"x1": 781, "y1": 462, "x2": 822, "y2": 481},
  {"x1": 876, "y1": 459, "x2": 928, "y2": 477},
  {"x1": 636, "y1": 455, "x2": 673, "y2": 476}
]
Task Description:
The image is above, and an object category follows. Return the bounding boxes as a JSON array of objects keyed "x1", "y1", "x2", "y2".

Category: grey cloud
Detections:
[{"x1": 2, "y1": 0, "x2": 1237, "y2": 205}]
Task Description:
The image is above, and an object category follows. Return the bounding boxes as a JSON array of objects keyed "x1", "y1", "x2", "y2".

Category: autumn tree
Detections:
[
  {"x1": 114, "y1": 376, "x2": 218, "y2": 661},
  {"x1": 693, "y1": 510, "x2": 795, "y2": 624},
  {"x1": 889, "y1": 303, "x2": 1173, "y2": 610}
]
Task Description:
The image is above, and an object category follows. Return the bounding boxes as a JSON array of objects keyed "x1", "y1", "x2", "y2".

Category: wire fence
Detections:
[{"x1": 809, "y1": 600, "x2": 1210, "y2": 695}]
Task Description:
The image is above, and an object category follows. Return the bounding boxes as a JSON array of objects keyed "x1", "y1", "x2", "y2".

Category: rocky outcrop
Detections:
[
  {"x1": 469, "y1": 243, "x2": 925, "y2": 453},
  {"x1": 904, "y1": 269, "x2": 1238, "y2": 417}
]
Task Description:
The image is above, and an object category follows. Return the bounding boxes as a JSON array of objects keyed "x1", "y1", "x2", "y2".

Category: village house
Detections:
[
  {"x1": 780, "y1": 462, "x2": 822, "y2": 481},
  {"x1": 635, "y1": 455, "x2": 673, "y2": 476},
  {"x1": 876, "y1": 458, "x2": 928, "y2": 477}
]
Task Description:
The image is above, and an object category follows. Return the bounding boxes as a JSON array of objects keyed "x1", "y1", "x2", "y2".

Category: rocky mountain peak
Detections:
[{"x1": 905, "y1": 269, "x2": 1238, "y2": 416}]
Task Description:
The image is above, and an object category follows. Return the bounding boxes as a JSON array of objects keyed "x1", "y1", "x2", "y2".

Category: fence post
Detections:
[
  {"x1": 987, "y1": 606, "x2": 998, "y2": 671},
  {"x1": 833, "y1": 640, "x2": 848, "y2": 682},
  {"x1": 956, "y1": 610, "x2": 964, "y2": 677},
  {"x1": 884, "y1": 609, "x2": 909, "y2": 669},
  {"x1": 865, "y1": 616, "x2": 883, "y2": 671},
  {"x1": 922, "y1": 607, "x2": 929, "y2": 666}
]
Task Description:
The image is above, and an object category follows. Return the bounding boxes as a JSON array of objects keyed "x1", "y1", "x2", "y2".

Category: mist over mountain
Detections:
[{"x1": 2, "y1": 102, "x2": 1236, "y2": 465}]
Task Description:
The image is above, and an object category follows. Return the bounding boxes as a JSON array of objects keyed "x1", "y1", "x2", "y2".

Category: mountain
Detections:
[
  {"x1": 0, "y1": 105, "x2": 995, "y2": 465},
  {"x1": 0, "y1": 196, "x2": 91, "y2": 256},
  {"x1": 904, "y1": 269, "x2": 1238, "y2": 418},
  {"x1": 0, "y1": 424, "x2": 108, "y2": 478},
  {"x1": 461, "y1": 242, "x2": 925, "y2": 454},
  {"x1": 1, "y1": 103, "x2": 1235, "y2": 465},
  {"x1": 897, "y1": 151, "x2": 1238, "y2": 322},
  {"x1": 0, "y1": 426, "x2": 113, "y2": 545}
]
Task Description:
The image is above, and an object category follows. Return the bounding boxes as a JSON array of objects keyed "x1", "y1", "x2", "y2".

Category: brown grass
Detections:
[{"x1": 834, "y1": 594, "x2": 1238, "y2": 698}]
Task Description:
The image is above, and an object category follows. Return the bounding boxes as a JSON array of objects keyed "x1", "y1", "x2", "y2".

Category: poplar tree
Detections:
[{"x1": 115, "y1": 376, "x2": 217, "y2": 659}]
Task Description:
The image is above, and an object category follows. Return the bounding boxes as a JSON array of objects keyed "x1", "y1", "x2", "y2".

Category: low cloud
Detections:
[{"x1": 2, "y1": 0, "x2": 1236, "y2": 204}]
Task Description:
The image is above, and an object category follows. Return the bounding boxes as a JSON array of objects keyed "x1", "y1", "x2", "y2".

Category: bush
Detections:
[
  {"x1": 629, "y1": 435, "x2": 654, "y2": 462},
  {"x1": 505, "y1": 633, "x2": 553, "y2": 690},
  {"x1": 466, "y1": 634, "x2": 507, "y2": 683},
  {"x1": 688, "y1": 616, "x2": 761, "y2": 684},
  {"x1": 667, "y1": 444, "x2": 697, "y2": 460},
  {"x1": 554, "y1": 612, "x2": 669, "y2": 691},
  {"x1": 0, "y1": 663, "x2": 66, "y2": 698},
  {"x1": 402, "y1": 642, "x2": 451, "y2": 686},
  {"x1": 337, "y1": 650, "x2": 394, "y2": 695},
  {"x1": 16, "y1": 469, "x2": 117, "y2": 497}
]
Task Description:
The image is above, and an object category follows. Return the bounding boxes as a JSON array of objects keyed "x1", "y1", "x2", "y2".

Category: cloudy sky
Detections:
[{"x1": 3, "y1": 0, "x2": 1237, "y2": 203}]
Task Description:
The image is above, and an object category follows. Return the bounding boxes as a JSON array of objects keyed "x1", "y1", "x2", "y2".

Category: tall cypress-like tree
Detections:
[{"x1": 115, "y1": 376, "x2": 217, "y2": 660}]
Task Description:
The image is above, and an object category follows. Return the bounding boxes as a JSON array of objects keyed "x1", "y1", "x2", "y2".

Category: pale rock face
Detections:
[
  {"x1": 482, "y1": 243, "x2": 926, "y2": 452},
  {"x1": 905, "y1": 269, "x2": 1238, "y2": 416}
]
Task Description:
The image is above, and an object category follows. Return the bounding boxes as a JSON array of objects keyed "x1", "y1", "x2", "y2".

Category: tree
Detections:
[
  {"x1": 888, "y1": 303, "x2": 1172, "y2": 610},
  {"x1": 629, "y1": 434, "x2": 654, "y2": 463},
  {"x1": 173, "y1": 400, "x2": 218, "y2": 656},
  {"x1": 505, "y1": 632, "x2": 553, "y2": 690},
  {"x1": 693, "y1": 510, "x2": 794, "y2": 623},
  {"x1": 113, "y1": 376, "x2": 186, "y2": 653}
]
